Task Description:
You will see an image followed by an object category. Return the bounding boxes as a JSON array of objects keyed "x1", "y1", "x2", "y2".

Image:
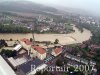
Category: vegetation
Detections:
[
  {"x1": 0, "y1": 24, "x2": 32, "y2": 33},
  {"x1": 75, "y1": 22, "x2": 100, "y2": 74},
  {"x1": 54, "y1": 39, "x2": 59, "y2": 44},
  {"x1": 74, "y1": 70, "x2": 84, "y2": 75},
  {"x1": 65, "y1": 24, "x2": 75, "y2": 33},
  {"x1": 0, "y1": 39, "x2": 8, "y2": 48},
  {"x1": 56, "y1": 59, "x2": 63, "y2": 66},
  {"x1": 75, "y1": 25, "x2": 83, "y2": 33},
  {"x1": 2, "y1": 12, "x2": 18, "y2": 16},
  {"x1": 35, "y1": 70, "x2": 50, "y2": 75},
  {"x1": 64, "y1": 66, "x2": 84, "y2": 75},
  {"x1": 93, "y1": 49, "x2": 100, "y2": 75},
  {"x1": 30, "y1": 38, "x2": 33, "y2": 42},
  {"x1": 68, "y1": 66, "x2": 75, "y2": 72},
  {"x1": 0, "y1": 49, "x2": 17, "y2": 57}
]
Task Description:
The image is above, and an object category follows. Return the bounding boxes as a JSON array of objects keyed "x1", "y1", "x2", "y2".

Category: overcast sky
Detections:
[{"x1": 28, "y1": 0, "x2": 100, "y2": 16}]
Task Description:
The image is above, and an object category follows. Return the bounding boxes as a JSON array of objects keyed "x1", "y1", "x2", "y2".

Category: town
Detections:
[
  {"x1": 0, "y1": 0, "x2": 100, "y2": 75},
  {"x1": 0, "y1": 36, "x2": 98, "y2": 75}
]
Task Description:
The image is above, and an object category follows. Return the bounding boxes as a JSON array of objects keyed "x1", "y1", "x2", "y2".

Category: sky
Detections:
[{"x1": 28, "y1": 0, "x2": 100, "y2": 16}]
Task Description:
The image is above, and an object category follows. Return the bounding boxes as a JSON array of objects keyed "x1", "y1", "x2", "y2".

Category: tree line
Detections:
[{"x1": 0, "y1": 24, "x2": 32, "y2": 33}]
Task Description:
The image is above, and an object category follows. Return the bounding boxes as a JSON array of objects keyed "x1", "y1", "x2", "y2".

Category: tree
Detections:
[
  {"x1": 0, "y1": 49, "x2": 17, "y2": 57},
  {"x1": 75, "y1": 70, "x2": 84, "y2": 75},
  {"x1": 94, "y1": 49, "x2": 100, "y2": 75},
  {"x1": 64, "y1": 73, "x2": 69, "y2": 75},
  {"x1": 54, "y1": 39, "x2": 59, "y2": 44},
  {"x1": 35, "y1": 71, "x2": 41, "y2": 75},
  {"x1": 10, "y1": 38, "x2": 13, "y2": 41},
  {"x1": 30, "y1": 38, "x2": 33, "y2": 42},
  {"x1": 0, "y1": 39, "x2": 8, "y2": 48},
  {"x1": 4, "y1": 42, "x2": 8, "y2": 47},
  {"x1": 63, "y1": 58, "x2": 68, "y2": 64},
  {"x1": 42, "y1": 70, "x2": 49, "y2": 75},
  {"x1": 68, "y1": 66, "x2": 75, "y2": 72},
  {"x1": 56, "y1": 59, "x2": 63, "y2": 66},
  {"x1": 0, "y1": 24, "x2": 32, "y2": 33},
  {"x1": 0, "y1": 49, "x2": 6, "y2": 54},
  {"x1": 35, "y1": 70, "x2": 49, "y2": 75},
  {"x1": 45, "y1": 42, "x2": 51, "y2": 48},
  {"x1": 12, "y1": 50, "x2": 17, "y2": 57}
]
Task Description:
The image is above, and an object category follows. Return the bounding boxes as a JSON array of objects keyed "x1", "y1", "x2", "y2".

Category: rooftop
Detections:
[
  {"x1": 13, "y1": 44, "x2": 22, "y2": 51},
  {"x1": 19, "y1": 58, "x2": 43, "y2": 74},
  {"x1": 32, "y1": 45, "x2": 46, "y2": 54},
  {"x1": 21, "y1": 38, "x2": 32, "y2": 45},
  {"x1": 54, "y1": 47, "x2": 62, "y2": 54}
]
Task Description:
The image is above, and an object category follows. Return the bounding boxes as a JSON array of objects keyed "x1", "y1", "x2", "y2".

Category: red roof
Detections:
[
  {"x1": 21, "y1": 38, "x2": 32, "y2": 45},
  {"x1": 54, "y1": 47, "x2": 62, "y2": 54},
  {"x1": 32, "y1": 45, "x2": 46, "y2": 54}
]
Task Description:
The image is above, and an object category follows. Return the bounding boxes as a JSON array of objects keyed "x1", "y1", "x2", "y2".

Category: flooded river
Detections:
[{"x1": 0, "y1": 25, "x2": 92, "y2": 45}]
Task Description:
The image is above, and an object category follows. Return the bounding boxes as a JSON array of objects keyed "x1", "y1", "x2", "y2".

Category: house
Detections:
[
  {"x1": 52, "y1": 47, "x2": 62, "y2": 56},
  {"x1": 90, "y1": 45, "x2": 100, "y2": 49},
  {"x1": 64, "y1": 53, "x2": 93, "y2": 65},
  {"x1": 31, "y1": 45, "x2": 47, "y2": 60},
  {"x1": 80, "y1": 58, "x2": 89, "y2": 65},
  {"x1": 0, "y1": 55, "x2": 16, "y2": 75},
  {"x1": 40, "y1": 26, "x2": 50, "y2": 32},
  {"x1": 65, "y1": 54, "x2": 80, "y2": 62},
  {"x1": 20, "y1": 38, "x2": 46, "y2": 60},
  {"x1": 20, "y1": 38, "x2": 32, "y2": 51},
  {"x1": 90, "y1": 60, "x2": 96, "y2": 65}
]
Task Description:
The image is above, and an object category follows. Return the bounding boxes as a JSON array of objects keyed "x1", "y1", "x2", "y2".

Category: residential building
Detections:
[
  {"x1": 31, "y1": 45, "x2": 47, "y2": 60},
  {"x1": 52, "y1": 47, "x2": 62, "y2": 56},
  {"x1": 20, "y1": 38, "x2": 32, "y2": 51}
]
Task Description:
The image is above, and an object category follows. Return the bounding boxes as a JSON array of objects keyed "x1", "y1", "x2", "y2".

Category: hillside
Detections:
[{"x1": 0, "y1": 0, "x2": 58, "y2": 13}]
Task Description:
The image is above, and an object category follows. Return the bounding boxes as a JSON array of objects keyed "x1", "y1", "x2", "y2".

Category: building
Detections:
[
  {"x1": 20, "y1": 38, "x2": 32, "y2": 51},
  {"x1": 52, "y1": 47, "x2": 62, "y2": 56},
  {"x1": 0, "y1": 55, "x2": 16, "y2": 75},
  {"x1": 31, "y1": 45, "x2": 47, "y2": 60},
  {"x1": 90, "y1": 60, "x2": 96, "y2": 65},
  {"x1": 64, "y1": 53, "x2": 95, "y2": 65},
  {"x1": 18, "y1": 58, "x2": 47, "y2": 75},
  {"x1": 20, "y1": 38, "x2": 47, "y2": 60},
  {"x1": 28, "y1": 64, "x2": 47, "y2": 75},
  {"x1": 8, "y1": 57, "x2": 27, "y2": 69},
  {"x1": 13, "y1": 44, "x2": 22, "y2": 51}
]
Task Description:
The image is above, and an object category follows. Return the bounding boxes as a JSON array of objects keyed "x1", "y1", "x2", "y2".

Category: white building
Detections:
[
  {"x1": 0, "y1": 55, "x2": 16, "y2": 75},
  {"x1": 20, "y1": 38, "x2": 32, "y2": 51},
  {"x1": 31, "y1": 45, "x2": 47, "y2": 60},
  {"x1": 13, "y1": 44, "x2": 22, "y2": 51},
  {"x1": 8, "y1": 57, "x2": 27, "y2": 69},
  {"x1": 20, "y1": 38, "x2": 47, "y2": 60}
]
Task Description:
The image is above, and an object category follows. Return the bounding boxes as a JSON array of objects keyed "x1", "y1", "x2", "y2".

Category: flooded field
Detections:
[{"x1": 0, "y1": 26, "x2": 92, "y2": 45}]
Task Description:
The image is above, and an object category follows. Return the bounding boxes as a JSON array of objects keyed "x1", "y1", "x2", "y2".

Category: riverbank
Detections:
[{"x1": 0, "y1": 26, "x2": 92, "y2": 45}]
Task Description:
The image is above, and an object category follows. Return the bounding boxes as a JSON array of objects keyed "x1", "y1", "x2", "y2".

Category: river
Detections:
[{"x1": 0, "y1": 25, "x2": 92, "y2": 45}]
